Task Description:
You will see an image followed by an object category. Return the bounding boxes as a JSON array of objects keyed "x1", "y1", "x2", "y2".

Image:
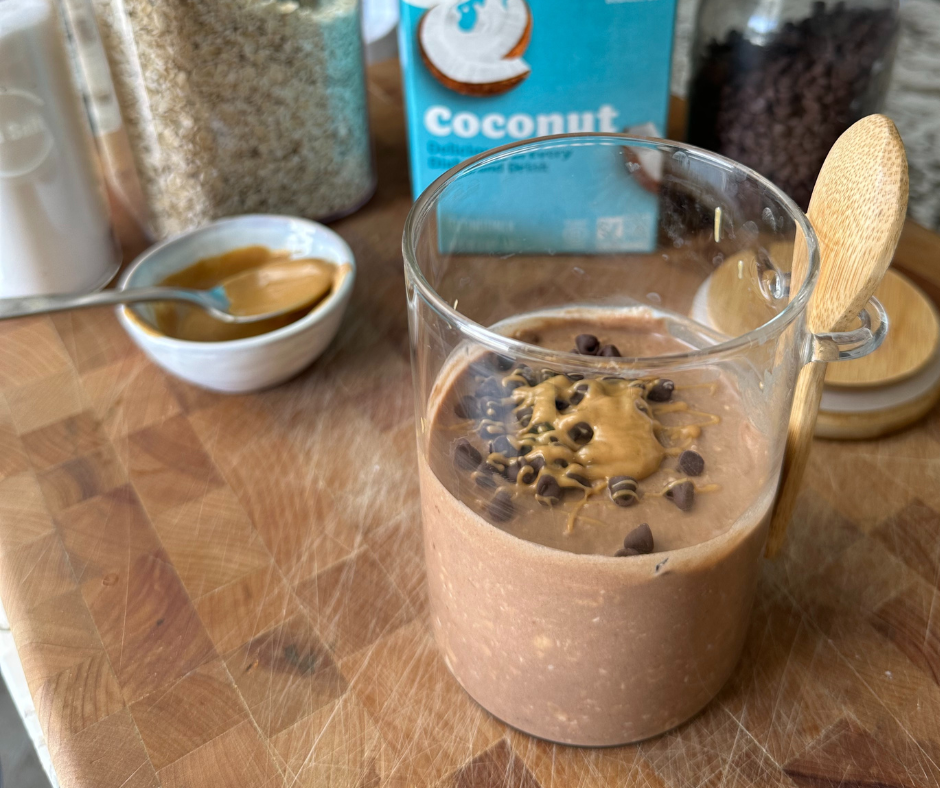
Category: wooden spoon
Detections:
[{"x1": 766, "y1": 114, "x2": 908, "y2": 557}]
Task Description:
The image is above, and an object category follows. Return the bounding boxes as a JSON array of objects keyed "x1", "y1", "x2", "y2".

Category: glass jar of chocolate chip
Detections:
[{"x1": 686, "y1": 0, "x2": 899, "y2": 209}]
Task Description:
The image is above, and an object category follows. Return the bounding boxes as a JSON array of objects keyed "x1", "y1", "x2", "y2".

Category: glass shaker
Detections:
[
  {"x1": 0, "y1": 0, "x2": 120, "y2": 298},
  {"x1": 686, "y1": 0, "x2": 899, "y2": 209},
  {"x1": 93, "y1": 0, "x2": 376, "y2": 239}
]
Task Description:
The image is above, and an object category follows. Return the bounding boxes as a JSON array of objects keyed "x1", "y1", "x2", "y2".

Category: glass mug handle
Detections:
[{"x1": 811, "y1": 296, "x2": 888, "y2": 363}]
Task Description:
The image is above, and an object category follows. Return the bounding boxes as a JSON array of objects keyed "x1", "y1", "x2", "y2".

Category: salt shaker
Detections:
[
  {"x1": 0, "y1": 0, "x2": 119, "y2": 298},
  {"x1": 686, "y1": 0, "x2": 899, "y2": 210}
]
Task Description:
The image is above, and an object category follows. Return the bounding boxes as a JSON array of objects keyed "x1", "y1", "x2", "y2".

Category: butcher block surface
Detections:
[{"x1": 2, "y1": 61, "x2": 940, "y2": 788}]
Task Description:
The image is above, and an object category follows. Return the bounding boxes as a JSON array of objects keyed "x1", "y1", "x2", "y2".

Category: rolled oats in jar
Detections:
[{"x1": 94, "y1": 0, "x2": 374, "y2": 238}]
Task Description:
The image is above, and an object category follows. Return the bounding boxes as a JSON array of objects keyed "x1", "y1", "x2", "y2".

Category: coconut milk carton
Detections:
[{"x1": 398, "y1": 0, "x2": 677, "y2": 252}]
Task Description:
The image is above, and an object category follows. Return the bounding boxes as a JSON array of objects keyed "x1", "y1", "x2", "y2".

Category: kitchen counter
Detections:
[{"x1": 1, "y1": 60, "x2": 940, "y2": 788}]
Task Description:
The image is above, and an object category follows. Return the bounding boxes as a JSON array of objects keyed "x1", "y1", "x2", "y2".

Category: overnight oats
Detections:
[{"x1": 404, "y1": 135, "x2": 882, "y2": 745}]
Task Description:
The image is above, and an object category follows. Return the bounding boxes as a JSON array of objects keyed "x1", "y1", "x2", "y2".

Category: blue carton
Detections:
[{"x1": 398, "y1": 0, "x2": 677, "y2": 253}]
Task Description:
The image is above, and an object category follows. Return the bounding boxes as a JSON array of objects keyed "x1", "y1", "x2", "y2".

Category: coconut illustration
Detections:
[{"x1": 419, "y1": 0, "x2": 532, "y2": 97}]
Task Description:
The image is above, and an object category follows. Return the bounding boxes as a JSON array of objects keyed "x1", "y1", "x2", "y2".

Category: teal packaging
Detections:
[{"x1": 398, "y1": 0, "x2": 677, "y2": 253}]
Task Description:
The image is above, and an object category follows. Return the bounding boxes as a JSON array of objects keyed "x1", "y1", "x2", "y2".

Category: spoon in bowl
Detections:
[{"x1": 0, "y1": 257, "x2": 336, "y2": 324}]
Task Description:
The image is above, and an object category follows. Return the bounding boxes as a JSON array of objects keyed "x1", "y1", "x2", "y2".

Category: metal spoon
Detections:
[{"x1": 0, "y1": 258, "x2": 335, "y2": 324}]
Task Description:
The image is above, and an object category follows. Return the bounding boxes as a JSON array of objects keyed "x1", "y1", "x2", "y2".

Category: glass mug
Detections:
[{"x1": 402, "y1": 134, "x2": 886, "y2": 746}]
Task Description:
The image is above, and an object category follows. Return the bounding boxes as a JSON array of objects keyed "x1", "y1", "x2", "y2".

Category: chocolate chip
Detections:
[
  {"x1": 566, "y1": 373, "x2": 585, "y2": 382},
  {"x1": 515, "y1": 406, "x2": 533, "y2": 427},
  {"x1": 665, "y1": 480, "x2": 695, "y2": 511},
  {"x1": 647, "y1": 379, "x2": 675, "y2": 402},
  {"x1": 575, "y1": 334, "x2": 600, "y2": 355},
  {"x1": 566, "y1": 472, "x2": 592, "y2": 487},
  {"x1": 553, "y1": 458, "x2": 569, "y2": 468},
  {"x1": 487, "y1": 491, "x2": 514, "y2": 522},
  {"x1": 536, "y1": 475, "x2": 561, "y2": 505},
  {"x1": 598, "y1": 344, "x2": 621, "y2": 357},
  {"x1": 538, "y1": 368, "x2": 559, "y2": 383},
  {"x1": 568, "y1": 422, "x2": 593, "y2": 444},
  {"x1": 609, "y1": 476, "x2": 639, "y2": 507},
  {"x1": 555, "y1": 398, "x2": 569, "y2": 412},
  {"x1": 475, "y1": 471, "x2": 498, "y2": 491},
  {"x1": 477, "y1": 423, "x2": 500, "y2": 441},
  {"x1": 528, "y1": 455, "x2": 546, "y2": 474},
  {"x1": 508, "y1": 461, "x2": 537, "y2": 485},
  {"x1": 477, "y1": 378, "x2": 508, "y2": 400},
  {"x1": 678, "y1": 450, "x2": 705, "y2": 476},
  {"x1": 483, "y1": 459, "x2": 507, "y2": 477},
  {"x1": 480, "y1": 399, "x2": 505, "y2": 421},
  {"x1": 453, "y1": 395, "x2": 479, "y2": 420},
  {"x1": 513, "y1": 364, "x2": 537, "y2": 387},
  {"x1": 487, "y1": 353, "x2": 514, "y2": 371},
  {"x1": 614, "y1": 547, "x2": 641, "y2": 557},
  {"x1": 623, "y1": 523, "x2": 654, "y2": 554},
  {"x1": 490, "y1": 435, "x2": 521, "y2": 458},
  {"x1": 454, "y1": 439, "x2": 482, "y2": 471}
]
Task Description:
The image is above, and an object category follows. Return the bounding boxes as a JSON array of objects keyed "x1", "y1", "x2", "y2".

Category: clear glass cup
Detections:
[{"x1": 403, "y1": 134, "x2": 886, "y2": 746}]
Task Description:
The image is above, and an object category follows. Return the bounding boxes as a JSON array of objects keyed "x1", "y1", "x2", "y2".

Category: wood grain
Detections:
[
  {"x1": 0, "y1": 62, "x2": 938, "y2": 787},
  {"x1": 826, "y1": 268, "x2": 940, "y2": 387}
]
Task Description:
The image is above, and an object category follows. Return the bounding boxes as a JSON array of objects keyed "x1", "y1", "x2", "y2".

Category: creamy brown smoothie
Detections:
[{"x1": 420, "y1": 307, "x2": 776, "y2": 745}]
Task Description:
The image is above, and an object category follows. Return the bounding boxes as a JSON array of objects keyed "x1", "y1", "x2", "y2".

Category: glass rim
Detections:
[{"x1": 402, "y1": 132, "x2": 820, "y2": 371}]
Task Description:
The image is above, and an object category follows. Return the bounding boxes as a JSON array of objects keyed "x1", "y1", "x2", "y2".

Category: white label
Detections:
[{"x1": 0, "y1": 90, "x2": 53, "y2": 178}]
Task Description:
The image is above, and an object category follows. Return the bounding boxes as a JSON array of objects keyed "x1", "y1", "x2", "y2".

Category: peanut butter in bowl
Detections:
[{"x1": 151, "y1": 245, "x2": 346, "y2": 342}]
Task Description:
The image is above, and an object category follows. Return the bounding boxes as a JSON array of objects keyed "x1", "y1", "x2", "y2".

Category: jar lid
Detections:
[{"x1": 817, "y1": 269, "x2": 940, "y2": 439}]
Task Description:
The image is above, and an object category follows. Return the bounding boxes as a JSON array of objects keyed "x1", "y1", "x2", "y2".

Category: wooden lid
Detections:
[
  {"x1": 817, "y1": 269, "x2": 940, "y2": 439},
  {"x1": 825, "y1": 268, "x2": 940, "y2": 388}
]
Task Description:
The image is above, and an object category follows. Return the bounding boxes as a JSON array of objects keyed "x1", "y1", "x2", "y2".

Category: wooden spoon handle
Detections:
[
  {"x1": 766, "y1": 115, "x2": 908, "y2": 557},
  {"x1": 766, "y1": 362, "x2": 826, "y2": 556}
]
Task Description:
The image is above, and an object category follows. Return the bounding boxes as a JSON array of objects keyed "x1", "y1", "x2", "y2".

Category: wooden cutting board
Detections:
[{"x1": 1, "y1": 61, "x2": 940, "y2": 788}]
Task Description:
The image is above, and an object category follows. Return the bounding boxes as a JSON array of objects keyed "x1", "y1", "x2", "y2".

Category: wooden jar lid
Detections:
[
  {"x1": 817, "y1": 269, "x2": 940, "y2": 439},
  {"x1": 690, "y1": 257, "x2": 940, "y2": 440},
  {"x1": 824, "y1": 268, "x2": 940, "y2": 387}
]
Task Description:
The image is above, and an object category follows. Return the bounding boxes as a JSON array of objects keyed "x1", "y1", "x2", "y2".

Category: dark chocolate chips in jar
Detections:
[{"x1": 687, "y1": 0, "x2": 898, "y2": 209}]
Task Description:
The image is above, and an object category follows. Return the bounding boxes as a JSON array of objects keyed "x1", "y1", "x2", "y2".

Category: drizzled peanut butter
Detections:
[
  {"x1": 469, "y1": 368, "x2": 719, "y2": 516},
  {"x1": 516, "y1": 377, "x2": 665, "y2": 480},
  {"x1": 429, "y1": 310, "x2": 772, "y2": 556}
]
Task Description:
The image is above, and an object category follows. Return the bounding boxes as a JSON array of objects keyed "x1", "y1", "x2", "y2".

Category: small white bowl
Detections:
[{"x1": 117, "y1": 214, "x2": 355, "y2": 393}]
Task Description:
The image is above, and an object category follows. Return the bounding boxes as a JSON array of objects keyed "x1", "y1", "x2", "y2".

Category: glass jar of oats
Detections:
[{"x1": 94, "y1": 0, "x2": 375, "y2": 238}]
